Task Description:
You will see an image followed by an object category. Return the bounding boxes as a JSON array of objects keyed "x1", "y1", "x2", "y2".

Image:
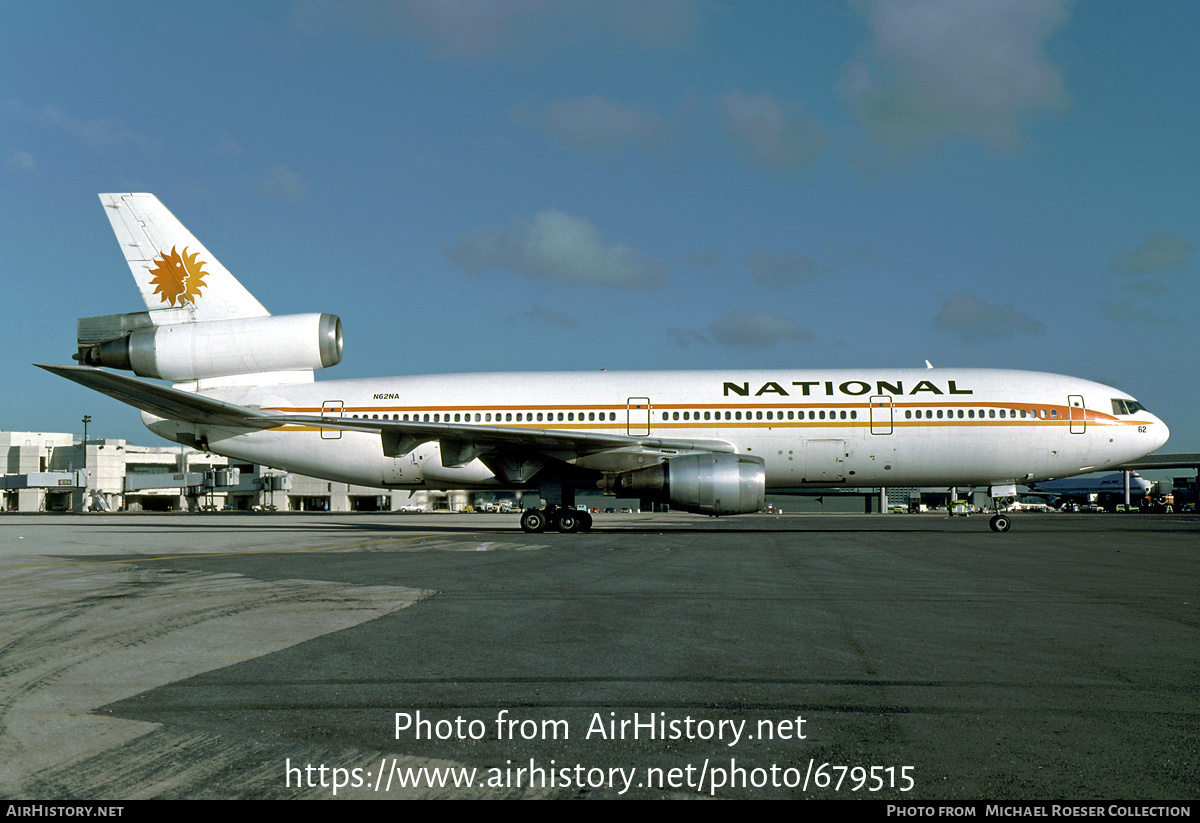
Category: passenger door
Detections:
[
  {"x1": 321, "y1": 400, "x2": 343, "y2": 440},
  {"x1": 627, "y1": 397, "x2": 651, "y2": 436}
]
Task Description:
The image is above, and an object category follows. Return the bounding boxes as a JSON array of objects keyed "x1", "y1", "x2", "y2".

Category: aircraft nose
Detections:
[{"x1": 1152, "y1": 415, "x2": 1170, "y2": 451}]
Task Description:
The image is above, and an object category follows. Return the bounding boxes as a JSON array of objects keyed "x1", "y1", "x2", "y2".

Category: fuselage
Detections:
[
  {"x1": 1027, "y1": 472, "x2": 1154, "y2": 498},
  {"x1": 144, "y1": 367, "x2": 1169, "y2": 493}
]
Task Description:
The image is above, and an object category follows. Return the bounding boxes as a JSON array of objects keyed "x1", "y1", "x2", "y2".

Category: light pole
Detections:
[{"x1": 81, "y1": 415, "x2": 91, "y2": 468}]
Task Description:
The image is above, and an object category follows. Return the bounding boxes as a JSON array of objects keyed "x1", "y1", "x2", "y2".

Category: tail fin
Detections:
[{"x1": 99, "y1": 193, "x2": 269, "y2": 322}]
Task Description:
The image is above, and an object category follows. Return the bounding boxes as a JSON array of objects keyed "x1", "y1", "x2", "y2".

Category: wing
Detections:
[{"x1": 37, "y1": 364, "x2": 736, "y2": 469}]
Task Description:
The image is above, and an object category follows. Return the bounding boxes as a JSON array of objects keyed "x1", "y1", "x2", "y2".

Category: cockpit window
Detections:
[{"x1": 1111, "y1": 399, "x2": 1148, "y2": 415}]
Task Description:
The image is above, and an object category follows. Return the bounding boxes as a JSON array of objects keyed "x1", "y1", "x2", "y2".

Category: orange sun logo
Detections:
[{"x1": 148, "y1": 246, "x2": 209, "y2": 307}]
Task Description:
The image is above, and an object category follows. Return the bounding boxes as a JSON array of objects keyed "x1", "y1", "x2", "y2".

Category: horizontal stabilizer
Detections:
[{"x1": 36, "y1": 364, "x2": 279, "y2": 429}]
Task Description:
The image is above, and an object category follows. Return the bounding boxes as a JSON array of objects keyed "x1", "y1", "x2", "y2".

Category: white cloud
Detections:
[
  {"x1": 259, "y1": 164, "x2": 308, "y2": 201},
  {"x1": 671, "y1": 311, "x2": 812, "y2": 348},
  {"x1": 934, "y1": 293, "x2": 1043, "y2": 341},
  {"x1": 844, "y1": 0, "x2": 1069, "y2": 159},
  {"x1": 596, "y1": 0, "x2": 698, "y2": 48},
  {"x1": 1100, "y1": 299, "x2": 1176, "y2": 326},
  {"x1": 711, "y1": 311, "x2": 812, "y2": 346},
  {"x1": 291, "y1": 0, "x2": 697, "y2": 61},
  {"x1": 1110, "y1": 231, "x2": 1193, "y2": 275},
  {"x1": 678, "y1": 249, "x2": 723, "y2": 272},
  {"x1": 505, "y1": 305, "x2": 577, "y2": 328},
  {"x1": 213, "y1": 131, "x2": 243, "y2": 156},
  {"x1": 744, "y1": 249, "x2": 825, "y2": 287},
  {"x1": 715, "y1": 90, "x2": 828, "y2": 170},
  {"x1": 443, "y1": 209, "x2": 668, "y2": 288},
  {"x1": 7, "y1": 150, "x2": 34, "y2": 173},
  {"x1": 535, "y1": 96, "x2": 669, "y2": 152},
  {"x1": 667, "y1": 326, "x2": 709, "y2": 347},
  {"x1": 6, "y1": 100, "x2": 159, "y2": 154}
]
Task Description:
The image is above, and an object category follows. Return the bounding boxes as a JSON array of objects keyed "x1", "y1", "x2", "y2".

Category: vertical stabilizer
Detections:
[{"x1": 99, "y1": 193, "x2": 270, "y2": 322}]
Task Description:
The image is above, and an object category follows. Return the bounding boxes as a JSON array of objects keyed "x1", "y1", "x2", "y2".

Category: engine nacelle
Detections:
[
  {"x1": 78, "y1": 313, "x2": 342, "y2": 381},
  {"x1": 610, "y1": 453, "x2": 765, "y2": 515}
]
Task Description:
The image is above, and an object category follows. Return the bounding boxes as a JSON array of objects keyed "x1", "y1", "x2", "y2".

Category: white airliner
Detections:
[
  {"x1": 40, "y1": 194, "x2": 1170, "y2": 533},
  {"x1": 1025, "y1": 471, "x2": 1155, "y2": 510}
]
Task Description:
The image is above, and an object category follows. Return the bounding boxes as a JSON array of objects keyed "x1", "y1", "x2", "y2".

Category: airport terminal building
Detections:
[{"x1": 0, "y1": 430, "x2": 462, "y2": 514}]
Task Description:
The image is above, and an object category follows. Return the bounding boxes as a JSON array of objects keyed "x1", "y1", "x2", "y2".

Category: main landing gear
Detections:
[{"x1": 520, "y1": 507, "x2": 593, "y2": 534}]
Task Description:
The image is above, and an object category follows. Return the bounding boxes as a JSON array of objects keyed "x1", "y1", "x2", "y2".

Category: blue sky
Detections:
[{"x1": 2, "y1": 1, "x2": 1197, "y2": 459}]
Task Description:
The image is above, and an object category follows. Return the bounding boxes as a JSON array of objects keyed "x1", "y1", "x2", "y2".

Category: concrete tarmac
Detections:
[{"x1": 0, "y1": 511, "x2": 1196, "y2": 799}]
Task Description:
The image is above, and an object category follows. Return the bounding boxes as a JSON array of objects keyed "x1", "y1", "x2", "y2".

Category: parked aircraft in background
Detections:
[
  {"x1": 40, "y1": 194, "x2": 1170, "y2": 533},
  {"x1": 1024, "y1": 471, "x2": 1154, "y2": 511}
]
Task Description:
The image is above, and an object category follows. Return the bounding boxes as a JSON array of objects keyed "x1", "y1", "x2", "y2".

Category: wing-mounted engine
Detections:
[
  {"x1": 75, "y1": 311, "x2": 342, "y2": 382},
  {"x1": 608, "y1": 453, "x2": 765, "y2": 515}
]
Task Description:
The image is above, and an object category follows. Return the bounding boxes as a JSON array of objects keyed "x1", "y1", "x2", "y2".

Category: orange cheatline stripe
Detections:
[
  {"x1": 269, "y1": 402, "x2": 1118, "y2": 423},
  {"x1": 273, "y1": 418, "x2": 1134, "y2": 433}
]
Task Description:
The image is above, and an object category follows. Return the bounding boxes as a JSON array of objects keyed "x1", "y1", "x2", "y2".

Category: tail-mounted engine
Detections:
[
  {"x1": 75, "y1": 311, "x2": 342, "y2": 382},
  {"x1": 609, "y1": 453, "x2": 765, "y2": 515}
]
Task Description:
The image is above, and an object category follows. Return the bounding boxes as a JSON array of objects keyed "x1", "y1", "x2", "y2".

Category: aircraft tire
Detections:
[
  {"x1": 989, "y1": 514, "x2": 1011, "y2": 533},
  {"x1": 557, "y1": 511, "x2": 583, "y2": 533},
  {"x1": 521, "y1": 509, "x2": 549, "y2": 534},
  {"x1": 579, "y1": 511, "x2": 593, "y2": 531}
]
